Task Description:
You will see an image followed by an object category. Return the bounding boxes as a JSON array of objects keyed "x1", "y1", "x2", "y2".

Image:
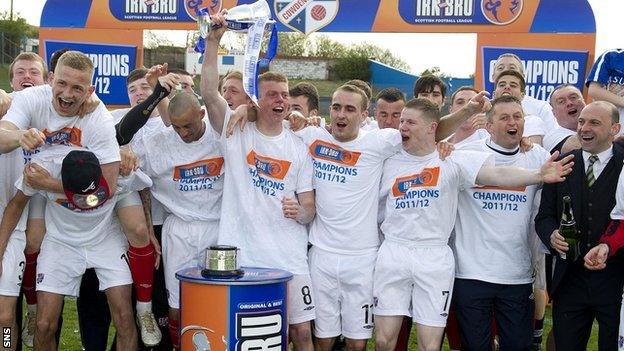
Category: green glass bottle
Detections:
[{"x1": 559, "y1": 196, "x2": 580, "y2": 261}]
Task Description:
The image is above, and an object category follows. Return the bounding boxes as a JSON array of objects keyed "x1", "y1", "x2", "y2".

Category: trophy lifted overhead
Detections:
[{"x1": 192, "y1": 0, "x2": 279, "y2": 105}]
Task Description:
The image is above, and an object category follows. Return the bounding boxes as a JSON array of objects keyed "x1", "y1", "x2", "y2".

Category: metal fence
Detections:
[{"x1": 0, "y1": 32, "x2": 22, "y2": 65}]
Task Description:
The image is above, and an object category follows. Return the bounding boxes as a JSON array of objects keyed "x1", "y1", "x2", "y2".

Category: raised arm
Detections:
[
  {"x1": 436, "y1": 91, "x2": 490, "y2": 141},
  {"x1": 115, "y1": 80, "x2": 173, "y2": 145},
  {"x1": 200, "y1": 9, "x2": 229, "y2": 135},
  {"x1": 588, "y1": 82, "x2": 624, "y2": 108},
  {"x1": 476, "y1": 152, "x2": 574, "y2": 187}
]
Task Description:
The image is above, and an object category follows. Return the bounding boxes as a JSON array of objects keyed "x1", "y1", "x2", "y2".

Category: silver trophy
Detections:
[
  {"x1": 198, "y1": 0, "x2": 275, "y2": 36},
  {"x1": 201, "y1": 245, "x2": 244, "y2": 278}
]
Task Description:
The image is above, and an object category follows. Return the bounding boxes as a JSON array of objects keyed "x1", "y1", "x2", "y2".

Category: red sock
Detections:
[
  {"x1": 22, "y1": 251, "x2": 39, "y2": 305},
  {"x1": 168, "y1": 318, "x2": 179, "y2": 349},
  {"x1": 127, "y1": 243, "x2": 155, "y2": 303}
]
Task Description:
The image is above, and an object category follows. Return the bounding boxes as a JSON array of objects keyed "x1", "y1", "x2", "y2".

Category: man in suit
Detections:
[{"x1": 536, "y1": 100, "x2": 624, "y2": 350}]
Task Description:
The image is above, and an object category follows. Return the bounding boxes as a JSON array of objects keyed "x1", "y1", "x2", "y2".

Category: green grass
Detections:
[{"x1": 18, "y1": 299, "x2": 599, "y2": 350}]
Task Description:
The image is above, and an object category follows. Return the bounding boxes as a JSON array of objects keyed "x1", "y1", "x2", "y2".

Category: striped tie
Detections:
[{"x1": 586, "y1": 154, "x2": 598, "y2": 187}]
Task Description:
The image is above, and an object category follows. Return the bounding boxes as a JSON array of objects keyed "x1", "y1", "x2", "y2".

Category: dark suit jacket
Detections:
[{"x1": 535, "y1": 143, "x2": 624, "y2": 298}]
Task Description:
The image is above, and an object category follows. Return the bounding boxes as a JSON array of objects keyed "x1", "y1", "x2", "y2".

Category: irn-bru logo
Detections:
[
  {"x1": 246, "y1": 151, "x2": 291, "y2": 180},
  {"x1": 43, "y1": 128, "x2": 82, "y2": 147},
  {"x1": 309, "y1": 140, "x2": 361, "y2": 166},
  {"x1": 392, "y1": 167, "x2": 440, "y2": 197},
  {"x1": 473, "y1": 185, "x2": 526, "y2": 191},
  {"x1": 173, "y1": 158, "x2": 224, "y2": 180}
]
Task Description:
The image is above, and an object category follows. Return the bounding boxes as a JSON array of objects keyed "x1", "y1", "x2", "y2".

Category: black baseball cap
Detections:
[{"x1": 61, "y1": 150, "x2": 110, "y2": 210}]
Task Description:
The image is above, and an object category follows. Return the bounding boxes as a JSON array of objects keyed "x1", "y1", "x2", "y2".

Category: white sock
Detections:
[{"x1": 136, "y1": 301, "x2": 152, "y2": 314}]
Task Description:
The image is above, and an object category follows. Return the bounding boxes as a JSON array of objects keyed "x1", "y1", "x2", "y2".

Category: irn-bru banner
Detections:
[
  {"x1": 40, "y1": 0, "x2": 596, "y2": 104},
  {"x1": 482, "y1": 46, "x2": 589, "y2": 101},
  {"x1": 41, "y1": 0, "x2": 595, "y2": 34}
]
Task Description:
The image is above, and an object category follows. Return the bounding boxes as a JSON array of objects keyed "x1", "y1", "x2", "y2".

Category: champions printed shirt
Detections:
[
  {"x1": 4, "y1": 85, "x2": 120, "y2": 165},
  {"x1": 17, "y1": 146, "x2": 151, "y2": 247},
  {"x1": 217, "y1": 110, "x2": 313, "y2": 275},
  {"x1": 379, "y1": 149, "x2": 492, "y2": 246},
  {"x1": 452, "y1": 138, "x2": 550, "y2": 284},
  {"x1": 296, "y1": 126, "x2": 402, "y2": 255},
  {"x1": 134, "y1": 119, "x2": 224, "y2": 222}
]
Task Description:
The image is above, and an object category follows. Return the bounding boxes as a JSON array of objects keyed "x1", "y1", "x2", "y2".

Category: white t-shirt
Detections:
[
  {"x1": 112, "y1": 108, "x2": 168, "y2": 225},
  {"x1": 360, "y1": 117, "x2": 379, "y2": 131},
  {"x1": 524, "y1": 115, "x2": 546, "y2": 137},
  {"x1": 522, "y1": 95, "x2": 559, "y2": 133},
  {"x1": 217, "y1": 110, "x2": 313, "y2": 274},
  {"x1": 296, "y1": 126, "x2": 402, "y2": 255},
  {"x1": 17, "y1": 146, "x2": 150, "y2": 247},
  {"x1": 111, "y1": 108, "x2": 166, "y2": 149},
  {"x1": 4, "y1": 85, "x2": 120, "y2": 165},
  {"x1": 542, "y1": 126, "x2": 576, "y2": 153},
  {"x1": 134, "y1": 120, "x2": 223, "y2": 223},
  {"x1": 611, "y1": 168, "x2": 624, "y2": 220},
  {"x1": 379, "y1": 149, "x2": 492, "y2": 245},
  {"x1": 452, "y1": 138, "x2": 550, "y2": 284}
]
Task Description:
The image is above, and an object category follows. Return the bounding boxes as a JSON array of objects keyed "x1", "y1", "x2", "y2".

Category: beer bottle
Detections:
[{"x1": 559, "y1": 196, "x2": 580, "y2": 261}]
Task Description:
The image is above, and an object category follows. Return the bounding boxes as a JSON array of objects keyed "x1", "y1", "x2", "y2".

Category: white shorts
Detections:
[
  {"x1": 309, "y1": 246, "x2": 376, "y2": 340},
  {"x1": 27, "y1": 194, "x2": 46, "y2": 219},
  {"x1": 0, "y1": 231, "x2": 26, "y2": 296},
  {"x1": 162, "y1": 215, "x2": 219, "y2": 309},
  {"x1": 288, "y1": 274, "x2": 316, "y2": 325},
  {"x1": 373, "y1": 241, "x2": 454, "y2": 328},
  {"x1": 36, "y1": 231, "x2": 132, "y2": 296},
  {"x1": 115, "y1": 191, "x2": 142, "y2": 209}
]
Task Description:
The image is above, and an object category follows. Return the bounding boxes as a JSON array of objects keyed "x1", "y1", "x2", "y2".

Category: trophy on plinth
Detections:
[{"x1": 201, "y1": 245, "x2": 244, "y2": 278}]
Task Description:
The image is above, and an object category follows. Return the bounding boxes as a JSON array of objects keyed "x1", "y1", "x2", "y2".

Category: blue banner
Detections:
[
  {"x1": 482, "y1": 46, "x2": 589, "y2": 101},
  {"x1": 44, "y1": 41, "x2": 137, "y2": 105}
]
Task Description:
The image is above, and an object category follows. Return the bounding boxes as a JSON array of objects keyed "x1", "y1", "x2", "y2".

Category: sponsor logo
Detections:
[
  {"x1": 246, "y1": 151, "x2": 291, "y2": 180},
  {"x1": 481, "y1": 0, "x2": 522, "y2": 25},
  {"x1": 275, "y1": 0, "x2": 339, "y2": 35},
  {"x1": 236, "y1": 311, "x2": 282, "y2": 351},
  {"x1": 42, "y1": 128, "x2": 82, "y2": 147},
  {"x1": 309, "y1": 140, "x2": 361, "y2": 166},
  {"x1": 392, "y1": 167, "x2": 440, "y2": 197},
  {"x1": 173, "y1": 158, "x2": 224, "y2": 180}
]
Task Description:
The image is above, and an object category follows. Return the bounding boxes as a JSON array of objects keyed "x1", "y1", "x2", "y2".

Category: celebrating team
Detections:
[{"x1": 0, "y1": 11, "x2": 623, "y2": 351}]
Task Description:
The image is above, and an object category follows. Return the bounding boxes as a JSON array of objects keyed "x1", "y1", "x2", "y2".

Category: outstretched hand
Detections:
[{"x1": 540, "y1": 151, "x2": 574, "y2": 183}]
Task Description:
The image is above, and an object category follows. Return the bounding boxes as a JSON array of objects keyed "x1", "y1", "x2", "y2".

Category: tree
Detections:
[
  {"x1": 419, "y1": 66, "x2": 451, "y2": 79},
  {"x1": 0, "y1": 12, "x2": 38, "y2": 38},
  {"x1": 143, "y1": 30, "x2": 174, "y2": 49},
  {"x1": 276, "y1": 32, "x2": 311, "y2": 57},
  {"x1": 310, "y1": 34, "x2": 346, "y2": 59}
]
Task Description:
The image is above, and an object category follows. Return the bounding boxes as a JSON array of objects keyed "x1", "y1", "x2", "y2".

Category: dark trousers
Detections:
[
  {"x1": 551, "y1": 268, "x2": 621, "y2": 351},
  {"x1": 453, "y1": 278, "x2": 534, "y2": 351},
  {"x1": 77, "y1": 225, "x2": 172, "y2": 350}
]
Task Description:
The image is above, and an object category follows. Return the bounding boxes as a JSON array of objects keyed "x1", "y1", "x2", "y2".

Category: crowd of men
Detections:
[{"x1": 1, "y1": 10, "x2": 624, "y2": 351}]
